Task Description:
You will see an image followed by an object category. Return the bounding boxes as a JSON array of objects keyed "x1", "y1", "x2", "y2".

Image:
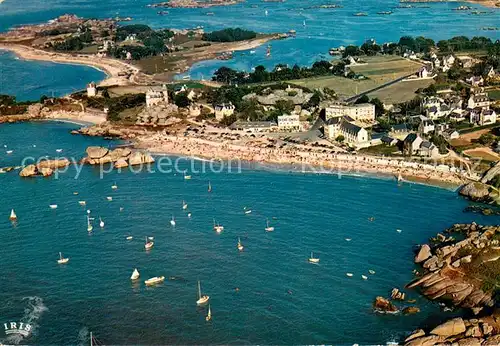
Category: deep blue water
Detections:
[
  {"x1": 0, "y1": 121, "x2": 499, "y2": 344},
  {"x1": 0, "y1": 0, "x2": 499, "y2": 98},
  {"x1": 0, "y1": 50, "x2": 106, "y2": 102}
]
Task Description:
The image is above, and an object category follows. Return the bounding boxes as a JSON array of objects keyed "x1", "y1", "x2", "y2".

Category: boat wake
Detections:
[
  {"x1": 1, "y1": 296, "x2": 48, "y2": 345},
  {"x1": 77, "y1": 326, "x2": 89, "y2": 346}
]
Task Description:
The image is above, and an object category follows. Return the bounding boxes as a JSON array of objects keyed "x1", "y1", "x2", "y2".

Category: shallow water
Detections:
[
  {"x1": 0, "y1": 121, "x2": 498, "y2": 344},
  {"x1": 0, "y1": 0, "x2": 499, "y2": 98}
]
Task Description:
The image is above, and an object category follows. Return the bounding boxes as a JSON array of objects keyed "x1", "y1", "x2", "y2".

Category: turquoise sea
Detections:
[
  {"x1": 0, "y1": 0, "x2": 500, "y2": 98},
  {"x1": 0, "y1": 121, "x2": 498, "y2": 344}
]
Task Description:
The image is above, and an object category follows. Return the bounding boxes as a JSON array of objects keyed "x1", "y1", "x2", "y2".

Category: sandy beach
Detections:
[
  {"x1": 133, "y1": 131, "x2": 471, "y2": 188},
  {"x1": 0, "y1": 43, "x2": 141, "y2": 87}
]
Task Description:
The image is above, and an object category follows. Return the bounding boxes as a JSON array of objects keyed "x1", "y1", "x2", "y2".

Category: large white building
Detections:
[
  {"x1": 87, "y1": 82, "x2": 97, "y2": 97},
  {"x1": 325, "y1": 102, "x2": 375, "y2": 123},
  {"x1": 277, "y1": 114, "x2": 301, "y2": 132},
  {"x1": 214, "y1": 103, "x2": 235, "y2": 121},
  {"x1": 468, "y1": 91, "x2": 490, "y2": 110},
  {"x1": 146, "y1": 88, "x2": 169, "y2": 108},
  {"x1": 324, "y1": 117, "x2": 369, "y2": 147}
]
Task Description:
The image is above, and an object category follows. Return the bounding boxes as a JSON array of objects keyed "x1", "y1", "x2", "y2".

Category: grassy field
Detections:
[
  {"x1": 290, "y1": 56, "x2": 424, "y2": 99},
  {"x1": 463, "y1": 148, "x2": 500, "y2": 162},
  {"x1": 368, "y1": 79, "x2": 433, "y2": 104}
]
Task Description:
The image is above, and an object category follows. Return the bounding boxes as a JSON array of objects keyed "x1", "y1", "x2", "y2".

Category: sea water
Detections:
[
  {"x1": 0, "y1": 121, "x2": 498, "y2": 344},
  {"x1": 0, "y1": 0, "x2": 499, "y2": 98}
]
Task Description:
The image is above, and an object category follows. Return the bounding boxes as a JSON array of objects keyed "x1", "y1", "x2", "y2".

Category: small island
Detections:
[{"x1": 147, "y1": 0, "x2": 244, "y2": 8}]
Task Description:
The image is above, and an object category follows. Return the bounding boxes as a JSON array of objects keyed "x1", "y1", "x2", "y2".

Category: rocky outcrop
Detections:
[
  {"x1": 407, "y1": 223, "x2": 499, "y2": 311},
  {"x1": 415, "y1": 244, "x2": 431, "y2": 263},
  {"x1": 77, "y1": 124, "x2": 140, "y2": 140},
  {"x1": 430, "y1": 317, "x2": 466, "y2": 336},
  {"x1": 459, "y1": 182, "x2": 491, "y2": 202},
  {"x1": 402, "y1": 306, "x2": 420, "y2": 315},
  {"x1": 37, "y1": 158, "x2": 70, "y2": 169},
  {"x1": 82, "y1": 146, "x2": 154, "y2": 168},
  {"x1": 19, "y1": 164, "x2": 37, "y2": 177},
  {"x1": 481, "y1": 162, "x2": 500, "y2": 185},
  {"x1": 373, "y1": 296, "x2": 398, "y2": 313}
]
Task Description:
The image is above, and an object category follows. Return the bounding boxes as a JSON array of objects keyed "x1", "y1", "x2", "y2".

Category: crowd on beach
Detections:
[{"x1": 137, "y1": 130, "x2": 473, "y2": 186}]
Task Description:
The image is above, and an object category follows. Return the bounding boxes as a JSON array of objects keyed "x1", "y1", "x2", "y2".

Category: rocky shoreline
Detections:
[{"x1": 397, "y1": 223, "x2": 500, "y2": 345}]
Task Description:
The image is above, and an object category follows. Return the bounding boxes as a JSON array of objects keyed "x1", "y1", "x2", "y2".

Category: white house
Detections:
[
  {"x1": 403, "y1": 133, "x2": 423, "y2": 155},
  {"x1": 466, "y1": 76, "x2": 484, "y2": 87},
  {"x1": 449, "y1": 110, "x2": 466, "y2": 122},
  {"x1": 421, "y1": 96, "x2": 443, "y2": 110},
  {"x1": 146, "y1": 88, "x2": 169, "y2": 108},
  {"x1": 277, "y1": 114, "x2": 301, "y2": 132},
  {"x1": 468, "y1": 91, "x2": 490, "y2": 110},
  {"x1": 419, "y1": 141, "x2": 439, "y2": 157},
  {"x1": 325, "y1": 102, "x2": 375, "y2": 122},
  {"x1": 324, "y1": 117, "x2": 369, "y2": 146},
  {"x1": 426, "y1": 104, "x2": 450, "y2": 120},
  {"x1": 418, "y1": 119, "x2": 435, "y2": 134},
  {"x1": 214, "y1": 103, "x2": 235, "y2": 121},
  {"x1": 87, "y1": 82, "x2": 97, "y2": 97}
]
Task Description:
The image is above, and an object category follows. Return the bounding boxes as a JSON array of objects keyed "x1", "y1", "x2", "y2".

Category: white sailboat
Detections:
[
  {"x1": 196, "y1": 280, "x2": 210, "y2": 305},
  {"x1": 126, "y1": 236, "x2": 133, "y2": 240},
  {"x1": 184, "y1": 171, "x2": 192, "y2": 180},
  {"x1": 9, "y1": 209, "x2": 17, "y2": 220},
  {"x1": 99, "y1": 217, "x2": 104, "y2": 228},
  {"x1": 145, "y1": 236, "x2": 154, "y2": 250},
  {"x1": 106, "y1": 196, "x2": 113, "y2": 201},
  {"x1": 111, "y1": 182, "x2": 118, "y2": 190},
  {"x1": 205, "y1": 305, "x2": 212, "y2": 321},
  {"x1": 265, "y1": 9, "x2": 268, "y2": 16},
  {"x1": 170, "y1": 216, "x2": 176, "y2": 226},
  {"x1": 397, "y1": 172, "x2": 403, "y2": 183},
  {"x1": 361, "y1": 275, "x2": 368, "y2": 280},
  {"x1": 57, "y1": 252, "x2": 69, "y2": 264},
  {"x1": 182, "y1": 201, "x2": 188, "y2": 210},
  {"x1": 87, "y1": 216, "x2": 94, "y2": 232},
  {"x1": 208, "y1": 181, "x2": 212, "y2": 193},
  {"x1": 49, "y1": 204, "x2": 58, "y2": 209},
  {"x1": 79, "y1": 201, "x2": 86, "y2": 206},
  {"x1": 265, "y1": 219, "x2": 274, "y2": 232},
  {"x1": 6, "y1": 150, "x2": 13, "y2": 154},
  {"x1": 303, "y1": 20, "x2": 306, "y2": 26},
  {"x1": 213, "y1": 219, "x2": 224, "y2": 233},
  {"x1": 237, "y1": 237, "x2": 244, "y2": 251},
  {"x1": 56, "y1": 149, "x2": 63, "y2": 153},
  {"x1": 244, "y1": 207, "x2": 252, "y2": 214},
  {"x1": 188, "y1": 212, "x2": 192, "y2": 218},
  {"x1": 131, "y1": 268, "x2": 140, "y2": 280},
  {"x1": 308, "y1": 251, "x2": 320, "y2": 263},
  {"x1": 369, "y1": 270, "x2": 376, "y2": 275}
]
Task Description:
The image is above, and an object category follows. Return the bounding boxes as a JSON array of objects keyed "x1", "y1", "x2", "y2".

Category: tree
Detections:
[
  {"x1": 102, "y1": 89, "x2": 110, "y2": 99},
  {"x1": 370, "y1": 97, "x2": 385, "y2": 117},
  {"x1": 478, "y1": 133, "x2": 496, "y2": 146},
  {"x1": 336, "y1": 135, "x2": 345, "y2": 143},
  {"x1": 355, "y1": 95, "x2": 370, "y2": 104},
  {"x1": 174, "y1": 92, "x2": 190, "y2": 108}
]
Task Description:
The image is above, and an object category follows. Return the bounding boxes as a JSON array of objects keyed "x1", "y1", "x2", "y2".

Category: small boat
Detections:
[
  {"x1": 56, "y1": 149, "x2": 63, "y2": 153},
  {"x1": 345, "y1": 238, "x2": 352, "y2": 242},
  {"x1": 145, "y1": 276, "x2": 165, "y2": 286},
  {"x1": 188, "y1": 212, "x2": 192, "y2": 218},
  {"x1": 57, "y1": 252, "x2": 69, "y2": 264},
  {"x1": 148, "y1": 236, "x2": 154, "y2": 240},
  {"x1": 79, "y1": 201, "x2": 86, "y2": 206},
  {"x1": 353, "y1": 12, "x2": 368, "y2": 16},
  {"x1": 265, "y1": 9, "x2": 268, "y2": 16},
  {"x1": 208, "y1": 181, "x2": 212, "y2": 193},
  {"x1": 87, "y1": 216, "x2": 94, "y2": 232},
  {"x1": 308, "y1": 251, "x2": 320, "y2": 263},
  {"x1": 205, "y1": 11, "x2": 214, "y2": 15},
  {"x1": 213, "y1": 219, "x2": 224, "y2": 233},
  {"x1": 33, "y1": 144, "x2": 37, "y2": 147},
  {"x1": 237, "y1": 237, "x2": 244, "y2": 251},
  {"x1": 170, "y1": 216, "x2": 176, "y2": 227},
  {"x1": 196, "y1": 280, "x2": 210, "y2": 305},
  {"x1": 376, "y1": 11, "x2": 392, "y2": 15},
  {"x1": 361, "y1": 275, "x2": 368, "y2": 280},
  {"x1": 145, "y1": 236, "x2": 154, "y2": 250},
  {"x1": 265, "y1": 219, "x2": 274, "y2": 232},
  {"x1": 130, "y1": 268, "x2": 140, "y2": 280},
  {"x1": 6, "y1": 150, "x2": 13, "y2": 154},
  {"x1": 107, "y1": 197, "x2": 113, "y2": 201},
  {"x1": 111, "y1": 183, "x2": 118, "y2": 190},
  {"x1": 397, "y1": 172, "x2": 403, "y2": 183},
  {"x1": 73, "y1": 192, "x2": 79, "y2": 195},
  {"x1": 182, "y1": 201, "x2": 188, "y2": 210},
  {"x1": 396, "y1": 229, "x2": 402, "y2": 233},
  {"x1": 346, "y1": 273, "x2": 353, "y2": 277},
  {"x1": 184, "y1": 172, "x2": 192, "y2": 180},
  {"x1": 245, "y1": 210, "x2": 252, "y2": 214},
  {"x1": 266, "y1": 45, "x2": 271, "y2": 57},
  {"x1": 249, "y1": 50, "x2": 256, "y2": 54},
  {"x1": 99, "y1": 217, "x2": 104, "y2": 228},
  {"x1": 120, "y1": 207, "x2": 124, "y2": 212},
  {"x1": 49, "y1": 204, "x2": 58, "y2": 209},
  {"x1": 126, "y1": 236, "x2": 133, "y2": 240},
  {"x1": 9, "y1": 209, "x2": 17, "y2": 220},
  {"x1": 369, "y1": 270, "x2": 376, "y2": 275},
  {"x1": 206, "y1": 305, "x2": 212, "y2": 321}
]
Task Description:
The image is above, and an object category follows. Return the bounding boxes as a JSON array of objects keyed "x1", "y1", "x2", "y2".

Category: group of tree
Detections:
[
  {"x1": 52, "y1": 27, "x2": 93, "y2": 51},
  {"x1": 212, "y1": 60, "x2": 345, "y2": 85},
  {"x1": 202, "y1": 28, "x2": 257, "y2": 42}
]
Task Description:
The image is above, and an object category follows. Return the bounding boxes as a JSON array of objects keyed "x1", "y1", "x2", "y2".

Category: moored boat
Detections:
[
  {"x1": 131, "y1": 268, "x2": 140, "y2": 280},
  {"x1": 57, "y1": 252, "x2": 69, "y2": 264},
  {"x1": 308, "y1": 251, "x2": 320, "y2": 263},
  {"x1": 145, "y1": 276, "x2": 165, "y2": 286},
  {"x1": 237, "y1": 237, "x2": 244, "y2": 251},
  {"x1": 265, "y1": 219, "x2": 274, "y2": 232},
  {"x1": 145, "y1": 236, "x2": 154, "y2": 250},
  {"x1": 9, "y1": 209, "x2": 17, "y2": 220},
  {"x1": 196, "y1": 280, "x2": 210, "y2": 305}
]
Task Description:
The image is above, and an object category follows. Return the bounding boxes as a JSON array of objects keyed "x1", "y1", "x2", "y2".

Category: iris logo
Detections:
[{"x1": 3, "y1": 322, "x2": 32, "y2": 337}]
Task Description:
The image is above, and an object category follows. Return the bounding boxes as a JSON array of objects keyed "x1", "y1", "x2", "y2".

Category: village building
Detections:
[
  {"x1": 87, "y1": 82, "x2": 97, "y2": 97},
  {"x1": 449, "y1": 110, "x2": 466, "y2": 122},
  {"x1": 277, "y1": 114, "x2": 301, "y2": 132},
  {"x1": 389, "y1": 123, "x2": 410, "y2": 139},
  {"x1": 325, "y1": 102, "x2": 376, "y2": 122},
  {"x1": 146, "y1": 88, "x2": 169, "y2": 108},
  {"x1": 466, "y1": 76, "x2": 484, "y2": 87},
  {"x1": 418, "y1": 118, "x2": 435, "y2": 135},
  {"x1": 403, "y1": 133, "x2": 423, "y2": 156},
  {"x1": 443, "y1": 129, "x2": 460, "y2": 140},
  {"x1": 426, "y1": 104, "x2": 451, "y2": 120},
  {"x1": 470, "y1": 109, "x2": 497, "y2": 126},
  {"x1": 468, "y1": 91, "x2": 490, "y2": 110},
  {"x1": 324, "y1": 117, "x2": 369, "y2": 147},
  {"x1": 214, "y1": 103, "x2": 235, "y2": 121},
  {"x1": 419, "y1": 141, "x2": 439, "y2": 157}
]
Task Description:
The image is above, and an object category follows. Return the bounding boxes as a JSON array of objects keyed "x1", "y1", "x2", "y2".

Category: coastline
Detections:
[
  {"x1": 0, "y1": 43, "x2": 140, "y2": 87},
  {"x1": 400, "y1": 0, "x2": 500, "y2": 8}
]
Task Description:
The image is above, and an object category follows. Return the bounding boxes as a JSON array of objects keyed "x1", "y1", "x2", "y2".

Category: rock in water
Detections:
[
  {"x1": 373, "y1": 296, "x2": 398, "y2": 313},
  {"x1": 404, "y1": 329, "x2": 425, "y2": 343},
  {"x1": 415, "y1": 244, "x2": 432, "y2": 263},
  {"x1": 128, "y1": 151, "x2": 155, "y2": 166},
  {"x1": 86, "y1": 146, "x2": 109, "y2": 159},
  {"x1": 114, "y1": 158, "x2": 129, "y2": 169},
  {"x1": 402, "y1": 306, "x2": 420, "y2": 315},
  {"x1": 405, "y1": 335, "x2": 443, "y2": 346},
  {"x1": 38, "y1": 167, "x2": 53, "y2": 177},
  {"x1": 430, "y1": 317, "x2": 466, "y2": 337},
  {"x1": 459, "y1": 182, "x2": 490, "y2": 201},
  {"x1": 19, "y1": 164, "x2": 37, "y2": 177},
  {"x1": 37, "y1": 158, "x2": 70, "y2": 169}
]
